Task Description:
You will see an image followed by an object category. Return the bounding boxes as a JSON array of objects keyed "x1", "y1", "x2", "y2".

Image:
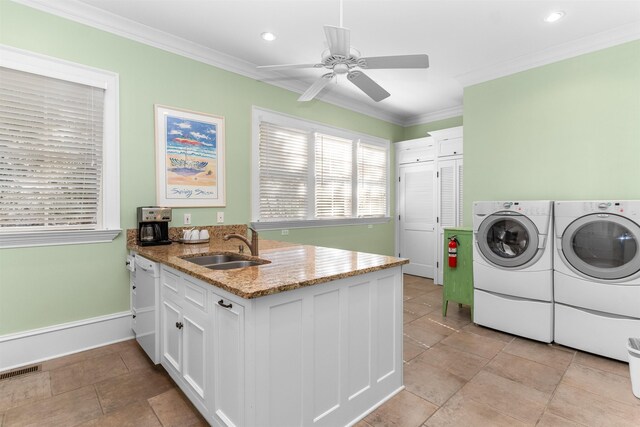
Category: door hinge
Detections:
[
  {"x1": 398, "y1": 215, "x2": 401, "y2": 221},
  {"x1": 437, "y1": 261, "x2": 439, "y2": 268},
  {"x1": 398, "y1": 253, "x2": 401, "y2": 257},
  {"x1": 437, "y1": 171, "x2": 439, "y2": 178},
  {"x1": 437, "y1": 216, "x2": 439, "y2": 223},
  {"x1": 398, "y1": 176, "x2": 401, "y2": 182}
]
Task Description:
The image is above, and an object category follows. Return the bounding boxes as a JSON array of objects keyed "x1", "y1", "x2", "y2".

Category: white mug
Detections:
[
  {"x1": 190, "y1": 229, "x2": 200, "y2": 241},
  {"x1": 199, "y1": 229, "x2": 209, "y2": 240},
  {"x1": 182, "y1": 230, "x2": 191, "y2": 240}
]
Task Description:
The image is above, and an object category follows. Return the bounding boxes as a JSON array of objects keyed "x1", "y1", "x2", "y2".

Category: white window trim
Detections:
[
  {"x1": 0, "y1": 45, "x2": 120, "y2": 248},
  {"x1": 251, "y1": 106, "x2": 390, "y2": 230}
]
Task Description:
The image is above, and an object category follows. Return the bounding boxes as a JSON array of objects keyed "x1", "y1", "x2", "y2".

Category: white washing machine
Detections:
[
  {"x1": 554, "y1": 200, "x2": 640, "y2": 361},
  {"x1": 473, "y1": 201, "x2": 554, "y2": 342}
]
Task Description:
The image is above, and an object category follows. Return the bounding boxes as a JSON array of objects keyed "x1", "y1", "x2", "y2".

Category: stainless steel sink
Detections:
[
  {"x1": 207, "y1": 260, "x2": 262, "y2": 270},
  {"x1": 182, "y1": 253, "x2": 268, "y2": 270},
  {"x1": 186, "y1": 254, "x2": 247, "y2": 266}
]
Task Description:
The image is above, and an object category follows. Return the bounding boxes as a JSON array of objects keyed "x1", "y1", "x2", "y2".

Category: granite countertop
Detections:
[{"x1": 127, "y1": 229, "x2": 408, "y2": 299}]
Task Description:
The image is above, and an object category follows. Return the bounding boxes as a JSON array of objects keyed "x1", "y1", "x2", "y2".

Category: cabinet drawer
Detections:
[
  {"x1": 161, "y1": 267, "x2": 182, "y2": 299},
  {"x1": 184, "y1": 277, "x2": 208, "y2": 313}
]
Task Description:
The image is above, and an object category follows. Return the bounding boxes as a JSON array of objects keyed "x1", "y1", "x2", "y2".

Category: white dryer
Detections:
[
  {"x1": 473, "y1": 201, "x2": 554, "y2": 342},
  {"x1": 554, "y1": 200, "x2": 640, "y2": 361}
]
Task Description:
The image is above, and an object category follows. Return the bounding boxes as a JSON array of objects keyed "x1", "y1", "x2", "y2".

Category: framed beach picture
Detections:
[{"x1": 155, "y1": 105, "x2": 225, "y2": 207}]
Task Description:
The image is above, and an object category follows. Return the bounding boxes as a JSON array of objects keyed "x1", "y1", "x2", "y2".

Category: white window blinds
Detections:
[
  {"x1": 357, "y1": 141, "x2": 387, "y2": 217},
  {"x1": 258, "y1": 121, "x2": 309, "y2": 221},
  {"x1": 315, "y1": 133, "x2": 353, "y2": 218},
  {"x1": 0, "y1": 66, "x2": 105, "y2": 230}
]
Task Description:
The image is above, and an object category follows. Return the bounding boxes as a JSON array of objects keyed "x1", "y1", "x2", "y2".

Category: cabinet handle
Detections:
[
  {"x1": 218, "y1": 299, "x2": 233, "y2": 309},
  {"x1": 175, "y1": 322, "x2": 183, "y2": 329}
]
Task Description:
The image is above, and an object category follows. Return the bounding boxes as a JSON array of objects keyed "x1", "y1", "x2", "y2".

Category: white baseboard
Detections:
[{"x1": 0, "y1": 311, "x2": 134, "y2": 372}]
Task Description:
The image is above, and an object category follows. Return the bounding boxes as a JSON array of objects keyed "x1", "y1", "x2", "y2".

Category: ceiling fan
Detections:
[{"x1": 256, "y1": 1, "x2": 429, "y2": 103}]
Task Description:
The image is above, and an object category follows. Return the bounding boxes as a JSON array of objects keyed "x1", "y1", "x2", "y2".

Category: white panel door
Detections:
[{"x1": 398, "y1": 162, "x2": 436, "y2": 278}]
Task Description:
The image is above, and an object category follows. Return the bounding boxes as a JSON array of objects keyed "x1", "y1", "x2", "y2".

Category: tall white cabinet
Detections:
[{"x1": 395, "y1": 126, "x2": 463, "y2": 283}]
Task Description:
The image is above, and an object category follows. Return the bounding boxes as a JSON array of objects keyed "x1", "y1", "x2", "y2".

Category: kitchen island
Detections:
[{"x1": 128, "y1": 229, "x2": 407, "y2": 427}]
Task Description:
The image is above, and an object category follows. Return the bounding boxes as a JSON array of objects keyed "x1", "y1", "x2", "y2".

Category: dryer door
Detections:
[
  {"x1": 562, "y1": 214, "x2": 640, "y2": 280},
  {"x1": 476, "y1": 212, "x2": 540, "y2": 268}
]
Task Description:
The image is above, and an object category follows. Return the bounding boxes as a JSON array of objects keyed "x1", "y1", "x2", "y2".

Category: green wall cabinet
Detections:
[{"x1": 443, "y1": 227, "x2": 474, "y2": 319}]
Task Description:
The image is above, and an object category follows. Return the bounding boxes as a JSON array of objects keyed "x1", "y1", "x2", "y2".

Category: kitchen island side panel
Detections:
[{"x1": 253, "y1": 266, "x2": 403, "y2": 427}]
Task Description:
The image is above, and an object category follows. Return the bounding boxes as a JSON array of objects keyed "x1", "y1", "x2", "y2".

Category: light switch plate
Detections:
[
  {"x1": 184, "y1": 213, "x2": 191, "y2": 225},
  {"x1": 217, "y1": 212, "x2": 224, "y2": 223},
  {"x1": 281, "y1": 229, "x2": 289, "y2": 236}
]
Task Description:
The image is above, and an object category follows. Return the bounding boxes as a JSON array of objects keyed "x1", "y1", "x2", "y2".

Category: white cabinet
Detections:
[
  {"x1": 160, "y1": 267, "x2": 209, "y2": 407},
  {"x1": 396, "y1": 136, "x2": 435, "y2": 164},
  {"x1": 395, "y1": 126, "x2": 463, "y2": 282},
  {"x1": 210, "y1": 294, "x2": 245, "y2": 427},
  {"x1": 155, "y1": 262, "x2": 403, "y2": 427},
  {"x1": 436, "y1": 157, "x2": 464, "y2": 283}
]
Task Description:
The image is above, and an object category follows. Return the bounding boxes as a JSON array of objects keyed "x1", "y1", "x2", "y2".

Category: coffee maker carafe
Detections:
[{"x1": 137, "y1": 207, "x2": 172, "y2": 246}]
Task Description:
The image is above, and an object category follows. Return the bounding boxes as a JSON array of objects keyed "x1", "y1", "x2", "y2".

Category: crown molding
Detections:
[
  {"x1": 10, "y1": 0, "x2": 407, "y2": 126},
  {"x1": 403, "y1": 104, "x2": 463, "y2": 127},
  {"x1": 456, "y1": 21, "x2": 640, "y2": 88}
]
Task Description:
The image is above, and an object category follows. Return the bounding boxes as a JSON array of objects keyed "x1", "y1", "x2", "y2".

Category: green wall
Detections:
[
  {"x1": 463, "y1": 40, "x2": 640, "y2": 226},
  {"x1": 403, "y1": 116, "x2": 463, "y2": 140},
  {"x1": 0, "y1": 1, "x2": 404, "y2": 335}
]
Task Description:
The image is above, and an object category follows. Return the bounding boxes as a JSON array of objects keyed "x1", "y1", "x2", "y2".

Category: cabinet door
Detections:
[
  {"x1": 212, "y1": 296, "x2": 245, "y2": 427},
  {"x1": 182, "y1": 308, "x2": 208, "y2": 402},
  {"x1": 398, "y1": 162, "x2": 436, "y2": 278},
  {"x1": 437, "y1": 158, "x2": 463, "y2": 284},
  {"x1": 161, "y1": 298, "x2": 182, "y2": 373},
  {"x1": 457, "y1": 159, "x2": 464, "y2": 227}
]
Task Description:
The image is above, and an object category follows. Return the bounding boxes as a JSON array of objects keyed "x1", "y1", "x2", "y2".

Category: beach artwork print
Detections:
[{"x1": 155, "y1": 106, "x2": 225, "y2": 207}]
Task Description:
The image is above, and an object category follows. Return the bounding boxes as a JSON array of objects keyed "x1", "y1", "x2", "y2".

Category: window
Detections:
[
  {"x1": 252, "y1": 107, "x2": 390, "y2": 229},
  {"x1": 0, "y1": 46, "x2": 119, "y2": 248}
]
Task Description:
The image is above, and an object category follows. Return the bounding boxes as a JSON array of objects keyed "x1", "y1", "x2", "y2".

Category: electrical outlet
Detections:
[
  {"x1": 281, "y1": 229, "x2": 289, "y2": 236},
  {"x1": 368, "y1": 224, "x2": 373, "y2": 229},
  {"x1": 184, "y1": 213, "x2": 191, "y2": 225},
  {"x1": 216, "y1": 212, "x2": 224, "y2": 223}
]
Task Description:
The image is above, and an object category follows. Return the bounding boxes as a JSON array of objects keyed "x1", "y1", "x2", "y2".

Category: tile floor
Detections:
[
  {"x1": 0, "y1": 274, "x2": 638, "y2": 426},
  {"x1": 360, "y1": 274, "x2": 640, "y2": 427},
  {"x1": 0, "y1": 339, "x2": 207, "y2": 426}
]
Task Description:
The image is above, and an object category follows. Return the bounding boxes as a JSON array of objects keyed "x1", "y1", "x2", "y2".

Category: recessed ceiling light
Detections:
[
  {"x1": 261, "y1": 32, "x2": 276, "y2": 41},
  {"x1": 544, "y1": 11, "x2": 565, "y2": 23}
]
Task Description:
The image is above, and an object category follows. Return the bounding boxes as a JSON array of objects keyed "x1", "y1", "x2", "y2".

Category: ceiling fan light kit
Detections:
[{"x1": 257, "y1": 3, "x2": 429, "y2": 103}]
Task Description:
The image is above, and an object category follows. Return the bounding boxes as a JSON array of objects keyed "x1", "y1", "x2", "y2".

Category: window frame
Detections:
[
  {"x1": 251, "y1": 107, "x2": 390, "y2": 230},
  {"x1": 0, "y1": 45, "x2": 120, "y2": 248}
]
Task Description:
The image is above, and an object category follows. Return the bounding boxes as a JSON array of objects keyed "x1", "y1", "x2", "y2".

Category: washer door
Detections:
[
  {"x1": 562, "y1": 214, "x2": 640, "y2": 280},
  {"x1": 477, "y1": 212, "x2": 540, "y2": 268}
]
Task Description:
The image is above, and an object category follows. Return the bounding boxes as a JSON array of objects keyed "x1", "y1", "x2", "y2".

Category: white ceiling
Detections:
[{"x1": 19, "y1": 0, "x2": 640, "y2": 125}]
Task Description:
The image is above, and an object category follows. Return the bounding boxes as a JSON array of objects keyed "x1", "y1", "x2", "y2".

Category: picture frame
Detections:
[{"x1": 154, "y1": 105, "x2": 225, "y2": 207}]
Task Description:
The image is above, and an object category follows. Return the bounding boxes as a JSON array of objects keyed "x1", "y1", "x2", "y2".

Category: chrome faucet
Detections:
[{"x1": 223, "y1": 227, "x2": 259, "y2": 256}]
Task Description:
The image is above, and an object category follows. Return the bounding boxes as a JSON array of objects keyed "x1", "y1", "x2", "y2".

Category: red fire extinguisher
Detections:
[{"x1": 448, "y1": 236, "x2": 460, "y2": 268}]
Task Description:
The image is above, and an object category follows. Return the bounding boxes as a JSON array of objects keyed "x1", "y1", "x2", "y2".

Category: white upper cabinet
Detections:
[
  {"x1": 429, "y1": 126, "x2": 463, "y2": 158},
  {"x1": 395, "y1": 136, "x2": 435, "y2": 164}
]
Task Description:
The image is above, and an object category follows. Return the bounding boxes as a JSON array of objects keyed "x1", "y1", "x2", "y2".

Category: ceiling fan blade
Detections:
[
  {"x1": 298, "y1": 74, "x2": 334, "y2": 102},
  {"x1": 324, "y1": 25, "x2": 351, "y2": 57},
  {"x1": 347, "y1": 71, "x2": 390, "y2": 102},
  {"x1": 257, "y1": 63, "x2": 321, "y2": 71},
  {"x1": 359, "y1": 54, "x2": 430, "y2": 69}
]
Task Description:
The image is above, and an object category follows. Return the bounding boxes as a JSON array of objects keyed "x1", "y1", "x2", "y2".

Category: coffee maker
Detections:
[{"x1": 137, "y1": 207, "x2": 172, "y2": 246}]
